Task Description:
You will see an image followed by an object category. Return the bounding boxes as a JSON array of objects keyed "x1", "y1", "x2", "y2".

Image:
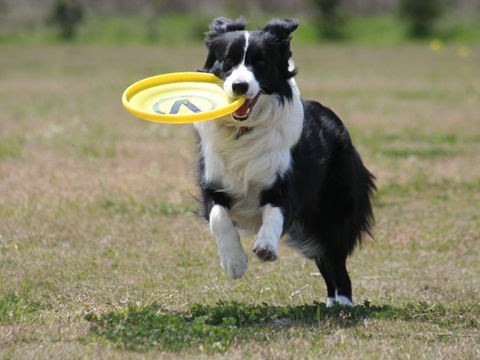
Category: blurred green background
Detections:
[{"x1": 1, "y1": 0, "x2": 479, "y2": 45}]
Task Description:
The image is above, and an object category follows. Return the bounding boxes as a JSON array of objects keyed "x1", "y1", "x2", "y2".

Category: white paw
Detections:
[
  {"x1": 326, "y1": 297, "x2": 336, "y2": 308},
  {"x1": 335, "y1": 295, "x2": 353, "y2": 306},
  {"x1": 326, "y1": 295, "x2": 353, "y2": 307},
  {"x1": 252, "y1": 234, "x2": 278, "y2": 262},
  {"x1": 220, "y1": 249, "x2": 248, "y2": 279},
  {"x1": 209, "y1": 205, "x2": 248, "y2": 279}
]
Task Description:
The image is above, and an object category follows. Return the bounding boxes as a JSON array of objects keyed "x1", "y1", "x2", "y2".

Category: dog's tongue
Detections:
[{"x1": 234, "y1": 98, "x2": 253, "y2": 118}]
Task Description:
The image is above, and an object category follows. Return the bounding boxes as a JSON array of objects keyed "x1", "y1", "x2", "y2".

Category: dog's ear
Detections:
[
  {"x1": 263, "y1": 19, "x2": 299, "y2": 39},
  {"x1": 263, "y1": 19, "x2": 299, "y2": 79},
  {"x1": 208, "y1": 17, "x2": 246, "y2": 36},
  {"x1": 201, "y1": 17, "x2": 246, "y2": 72}
]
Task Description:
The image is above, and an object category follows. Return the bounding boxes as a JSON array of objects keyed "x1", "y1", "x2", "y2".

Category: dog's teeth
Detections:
[
  {"x1": 234, "y1": 112, "x2": 248, "y2": 120},
  {"x1": 234, "y1": 107, "x2": 250, "y2": 120}
]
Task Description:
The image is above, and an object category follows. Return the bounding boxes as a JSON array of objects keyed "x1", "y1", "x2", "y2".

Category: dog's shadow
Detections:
[{"x1": 85, "y1": 300, "x2": 448, "y2": 352}]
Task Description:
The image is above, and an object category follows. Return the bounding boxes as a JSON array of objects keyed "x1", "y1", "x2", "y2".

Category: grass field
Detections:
[{"x1": 0, "y1": 42, "x2": 479, "y2": 359}]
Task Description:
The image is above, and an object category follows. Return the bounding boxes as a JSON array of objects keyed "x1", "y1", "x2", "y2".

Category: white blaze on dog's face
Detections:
[
  {"x1": 202, "y1": 18, "x2": 299, "y2": 121},
  {"x1": 223, "y1": 33, "x2": 261, "y2": 99}
]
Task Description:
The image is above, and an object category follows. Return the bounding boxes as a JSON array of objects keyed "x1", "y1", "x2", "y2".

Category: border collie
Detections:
[{"x1": 195, "y1": 18, "x2": 375, "y2": 307}]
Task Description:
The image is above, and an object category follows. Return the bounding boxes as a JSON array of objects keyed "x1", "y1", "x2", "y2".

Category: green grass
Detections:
[
  {"x1": 84, "y1": 300, "x2": 479, "y2": 353},
  {"x1": 0, "y1": 43, "x2": 479, "y2": 358},
  {"x1": 0, "y1": 289, "x2": 44, "y2": 324}
]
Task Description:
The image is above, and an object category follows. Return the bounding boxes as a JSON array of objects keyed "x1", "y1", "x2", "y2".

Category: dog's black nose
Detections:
[{"x1": 232, "y1": 82, "x2": 249, "y2": 96}]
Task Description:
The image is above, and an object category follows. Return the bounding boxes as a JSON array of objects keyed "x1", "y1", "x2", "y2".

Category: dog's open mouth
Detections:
[{"x1": 233, "y1": 93, "x2": 260, "y2": 121}]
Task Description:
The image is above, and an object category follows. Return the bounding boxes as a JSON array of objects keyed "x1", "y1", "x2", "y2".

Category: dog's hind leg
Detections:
[
  {"x1": 316, "y1": 254, "x2": 353, "y2": 307},
  {"x1": 209, "y1": 205, "x2": 248, "y2": 279},
  {"x1": 315, "y1": 257, "x2": 336, "y2": 307},
  {"x1": 331, "y1": 258, "x2": 353, "y2": 306}
]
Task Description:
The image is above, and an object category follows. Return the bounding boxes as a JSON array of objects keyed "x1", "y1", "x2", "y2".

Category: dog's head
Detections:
[{"x1": 202, "y1": 17, "x2": 299, "y2": 121}]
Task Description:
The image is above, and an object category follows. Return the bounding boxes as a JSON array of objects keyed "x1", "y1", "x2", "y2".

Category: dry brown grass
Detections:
[{"x1": 0, "y1": 43, "x2": 479, "y2": 359}]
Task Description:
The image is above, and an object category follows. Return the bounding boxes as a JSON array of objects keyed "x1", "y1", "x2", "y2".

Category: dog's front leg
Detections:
[
  {"x1": 209, "y1": 205, "x2": 248, "y2": 279},
  {"x1": 253, "y1": 204, "x2": 283, "y2": 261}
]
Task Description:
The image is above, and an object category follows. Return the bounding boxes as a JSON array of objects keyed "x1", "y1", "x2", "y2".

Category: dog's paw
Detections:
[
  {"x1": 326, "y1": 295, "x2": 353, "y2": 308},
  {"x1": 252, "y1": 235, "x2": 278, "y2": 262},
  {"x1": 335, "y1": 295, "x2": 353, "y2": 306},
  {"x1": 326, "y1": 297, "x2": 336, "y2": 308},
  {"x1": 220, "y1": 249, "x2": 248, "y2": 279}
]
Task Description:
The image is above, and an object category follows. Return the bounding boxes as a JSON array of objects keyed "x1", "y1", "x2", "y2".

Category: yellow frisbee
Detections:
[{"x1": 122, "y1": 72, "x2": 246, "y2": 123}]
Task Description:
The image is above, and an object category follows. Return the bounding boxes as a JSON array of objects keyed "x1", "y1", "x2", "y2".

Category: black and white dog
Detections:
[{"x1": 195, "y1": 18, "x2": 375, "y2": 307}]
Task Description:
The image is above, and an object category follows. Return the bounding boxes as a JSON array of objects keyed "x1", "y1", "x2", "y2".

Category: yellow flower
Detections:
[{"x1": 429, "y1": 38, "x2": 443, "y2": 52}]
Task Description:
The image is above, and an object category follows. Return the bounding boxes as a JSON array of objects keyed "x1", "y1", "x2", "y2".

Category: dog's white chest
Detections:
[
  {"x1": 201, "y1": 124, "x2": 290, "y2": 188},
  {"x1": 195, "y1": 92, "x2": 303, "y2": 233},
  {"x1": 196, "y1": 123, "x2": 292, "y2": 231}
]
